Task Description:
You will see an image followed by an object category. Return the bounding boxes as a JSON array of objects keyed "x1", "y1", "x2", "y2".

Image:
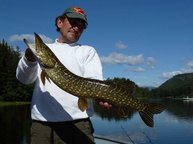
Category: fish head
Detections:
[
  {"x1": 34, "y1": 33, "x2": 57, "y2": 68},
  {"x1": 24, "y1": 33, "x2": 56, "y2": 69}
]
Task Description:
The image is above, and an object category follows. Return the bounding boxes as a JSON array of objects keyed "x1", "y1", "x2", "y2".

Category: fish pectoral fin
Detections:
[
  {"x1": 78, "y1": 98, "x2": 89, "y2": 112},
  {"x1": 40, "y1": 70, "x2": 51, "y2": 85}
]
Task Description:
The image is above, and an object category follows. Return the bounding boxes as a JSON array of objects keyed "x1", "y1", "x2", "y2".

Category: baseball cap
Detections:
[{"x1": 63, "y1": 7, "x2": 88, "y2": 25}]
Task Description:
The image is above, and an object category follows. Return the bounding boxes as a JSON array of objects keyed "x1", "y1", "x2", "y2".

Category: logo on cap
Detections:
[{"x1": 74, "y1": 7, "x2": 86, "y2": 16}]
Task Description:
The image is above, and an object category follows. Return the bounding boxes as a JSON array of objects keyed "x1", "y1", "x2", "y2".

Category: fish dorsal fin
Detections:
[{"x1": 117, "y1": 107, "x2": 130, "y2": 118}]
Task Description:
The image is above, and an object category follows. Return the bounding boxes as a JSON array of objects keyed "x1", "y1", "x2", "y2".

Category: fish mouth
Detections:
[{"x1": 23, "y1": 38, "x2": 37, "y2": 54}]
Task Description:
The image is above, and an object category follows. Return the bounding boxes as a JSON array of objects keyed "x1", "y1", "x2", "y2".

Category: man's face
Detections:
[{"x1": 57, "y1": 17, "x2": 86, "y2": 43}]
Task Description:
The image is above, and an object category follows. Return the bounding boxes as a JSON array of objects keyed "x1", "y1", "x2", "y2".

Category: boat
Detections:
[
  {"x1": 183, "y1": 96, "x2": 193, "y2": 102},
  {"x1": 94, "y1": 135, "x2": 132, "y2": 144}
]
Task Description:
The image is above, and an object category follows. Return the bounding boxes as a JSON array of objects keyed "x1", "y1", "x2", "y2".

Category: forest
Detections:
[{"x1": 0, "y1": 40, "x2": 33, "y2": 101}]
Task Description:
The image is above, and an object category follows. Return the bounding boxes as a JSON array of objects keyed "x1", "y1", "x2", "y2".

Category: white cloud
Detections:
[
  {"x1": 160, "y1": 59, "x2": 193, "y2": 80},
  {"x1": 100, "y1": 52, "x2": 144, "y2": 65},
  {"x1": 129, "y1": 67, "x2": 145, "y2": 72},
  {"x1": 147, "y1": 57, "x2": 156, "y2": 68},
  {"x1": 161, "y1": 71, "x2": 183, "y2": 79},
  {"x1": 115, "y1": 40, "x2": 128, "y2": 49},
  {"x1": 9, "y1": 34, "x2": 53, "y2": 43},
  {"x1": 9, "y1": 34, "x2": 33, "y2": 42},
  {"x1": 187, "y1": 60, "x2": 193, "y2": 69},
  {"x1": 161, "y1": 69, "x2": 193, "y2": 80}
]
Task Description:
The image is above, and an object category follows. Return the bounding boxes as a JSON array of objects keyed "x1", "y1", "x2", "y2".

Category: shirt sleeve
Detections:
[
  {"x1": 16, "y1": 56, "x2": 39, "y2": 84},
  {"x1": 83, "y1": 47, "x2": 103, "y2": 80}
]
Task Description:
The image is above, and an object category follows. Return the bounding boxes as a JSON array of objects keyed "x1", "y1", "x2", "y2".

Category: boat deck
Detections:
[{"x1": 94, "y1": 135, "x2": 132, "y2": 144}]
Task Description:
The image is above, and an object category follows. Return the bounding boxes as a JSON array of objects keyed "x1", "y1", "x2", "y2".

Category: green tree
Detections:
[{"x1": 0, "y1": 40, "x2": 33, "y2": 101}]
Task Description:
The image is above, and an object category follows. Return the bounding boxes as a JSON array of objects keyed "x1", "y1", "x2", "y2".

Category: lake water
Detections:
[{"x1": 0, "y1": 99, "x2": 193, "y2": 144}]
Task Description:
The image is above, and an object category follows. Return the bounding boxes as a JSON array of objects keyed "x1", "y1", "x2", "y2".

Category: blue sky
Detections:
[{"x1": 1, "y1": 0, "x2": 193, "y2": 87}]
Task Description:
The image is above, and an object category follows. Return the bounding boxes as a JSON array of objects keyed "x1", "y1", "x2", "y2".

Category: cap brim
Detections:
[{"x1": 66, "y1": 13, "x2": 87, "y2": 24}]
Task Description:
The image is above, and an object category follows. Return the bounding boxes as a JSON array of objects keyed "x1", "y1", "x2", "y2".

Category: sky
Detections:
[{"x1": 0, "y1": 0, "x2": 193, "y2": 87}]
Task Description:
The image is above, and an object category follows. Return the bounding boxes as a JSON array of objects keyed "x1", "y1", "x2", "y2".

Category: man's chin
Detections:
[{"x1": 68, "y1": 36, "x2": 79, "y2": 43}]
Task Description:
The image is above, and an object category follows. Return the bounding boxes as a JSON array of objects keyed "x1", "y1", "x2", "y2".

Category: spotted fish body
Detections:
[{"x1": 24, "y1": 33, "x2": 165, "y2": 127}]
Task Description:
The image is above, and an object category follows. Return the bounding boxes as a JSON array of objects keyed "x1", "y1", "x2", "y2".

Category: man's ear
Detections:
[{"x1": 57, "y1": 17, "x2": 64, "y2": 28}]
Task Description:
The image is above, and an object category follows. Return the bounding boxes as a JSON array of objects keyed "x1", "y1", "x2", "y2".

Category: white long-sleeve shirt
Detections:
[{"x1": 16, "y1": 40, "x2": 103, "y2": 122}]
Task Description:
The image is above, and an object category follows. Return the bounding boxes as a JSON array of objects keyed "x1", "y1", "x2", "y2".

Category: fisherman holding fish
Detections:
[{"x1": 16, "y1": 7, "x2": 112, "y2": 144}]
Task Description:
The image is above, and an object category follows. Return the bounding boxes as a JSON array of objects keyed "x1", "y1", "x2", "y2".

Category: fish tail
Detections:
[{"x1": 139, "y1": 103, "x2": 165, "y2": 127}]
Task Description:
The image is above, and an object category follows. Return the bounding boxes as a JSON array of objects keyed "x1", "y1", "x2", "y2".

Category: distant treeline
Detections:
[{"x1": 1, "y1": 40, "x2": 192, "y2": 102}]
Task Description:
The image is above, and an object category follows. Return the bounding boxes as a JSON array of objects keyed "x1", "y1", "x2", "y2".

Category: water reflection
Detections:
[
  {"x1": 164, "y1": 98, "x2": 193, "y2": 121},
  {"x1": 0, "y1": 105, "x2": 31, "y2": 144},
  {"x1": 93, "y1": 99, "x2": 193, "y2": 143},
  {"x1": 0, "y1": 99, "x2": 193, "y2": 144}
]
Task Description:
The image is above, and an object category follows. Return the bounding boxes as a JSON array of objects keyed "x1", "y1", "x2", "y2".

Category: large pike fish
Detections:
[{"x1": 24, "y1": 33, "x2": 165, "y2": 127}]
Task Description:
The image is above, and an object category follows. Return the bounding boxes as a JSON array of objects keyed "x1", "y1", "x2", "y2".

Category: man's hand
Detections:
[
  {"x1": 25, "y1": 48, "x2": 36, "y2": 62},
  {"x1": 98, "y1": 101, "x2": 112, "y2": 109}
]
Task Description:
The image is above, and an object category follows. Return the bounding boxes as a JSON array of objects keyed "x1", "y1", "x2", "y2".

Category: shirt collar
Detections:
[{"x1": 55, "y1": 39, "x2": 77, "y2": 46}]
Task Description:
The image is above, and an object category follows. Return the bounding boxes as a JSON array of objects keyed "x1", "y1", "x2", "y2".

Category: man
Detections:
[{"x1": 16, "y1": 6, "x2": 111, "y2": 144}]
